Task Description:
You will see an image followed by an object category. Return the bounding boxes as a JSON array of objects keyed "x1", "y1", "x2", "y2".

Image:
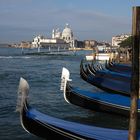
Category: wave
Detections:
[
  {"x1": 0, "y1": 56, "x2": 13, "y2": 59},
  {"x1": 0, "y1": 56, "x2": 31, "y2": 59}
]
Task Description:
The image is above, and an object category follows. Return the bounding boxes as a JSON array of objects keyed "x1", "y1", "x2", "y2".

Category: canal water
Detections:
[{"x1": 0, "y1": 45, "x2": 138, "y2": 139}]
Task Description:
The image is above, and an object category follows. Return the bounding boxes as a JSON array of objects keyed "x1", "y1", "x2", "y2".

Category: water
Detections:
[{"x1": 0, "y1": 45, "x2": 136, "y2": 139}]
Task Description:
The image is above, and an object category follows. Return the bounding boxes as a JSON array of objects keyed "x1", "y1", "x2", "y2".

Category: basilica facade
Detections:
[{"x1": 52, "y1": 24, "x2": 75, "y2": 48}]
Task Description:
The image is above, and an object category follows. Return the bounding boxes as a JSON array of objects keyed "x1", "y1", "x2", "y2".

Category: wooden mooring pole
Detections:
[{"x1": 128, "y1": 6, "x2": 140, "y2": 140}]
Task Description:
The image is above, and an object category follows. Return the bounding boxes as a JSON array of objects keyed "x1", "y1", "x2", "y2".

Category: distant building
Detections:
[
  {"x1": 96, "y1": 41, "x2": 116, "y2": 53},
  {"x1": 32, "y1": 35, "x2": 69, "y2": 49},
  {"x1": 84, "y1": 40, "x2": 97, "y2": 48},
  {"x1": 76, "y1": 40, "x2": 84, "y2": 48},
  {"x1": 112, "y1": 34, "x2": 131, "y2": 47},
  {"x1": 32, "y1": 24, "x2": 76, "y2": 49},
  {"x1": 19, "y1": 41, "x2": 31, "y2": 48}
]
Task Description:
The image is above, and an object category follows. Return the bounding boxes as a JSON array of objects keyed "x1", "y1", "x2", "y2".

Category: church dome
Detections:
[{"x1": 62, "y1": 24, "x2": 73, "y2": 38}]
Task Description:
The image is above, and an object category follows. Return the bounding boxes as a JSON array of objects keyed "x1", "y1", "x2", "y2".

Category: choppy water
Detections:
[{"x1": 0, "y1": 45, "x2": 137, "y2": 139}]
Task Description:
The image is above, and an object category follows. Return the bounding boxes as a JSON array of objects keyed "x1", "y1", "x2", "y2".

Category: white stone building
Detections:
[
  {"x1": 112, "y1": 34, "x2": 131, "y2": 47},
  {"x1": 52, "y1": 23, "x2": 75, "y2": 48},
  {"x1": 32, "y1": 24, "x2": 76, "y2": 49},
  {"x1": 32, "y1": 35, "x2": 68, "y2": 48}
]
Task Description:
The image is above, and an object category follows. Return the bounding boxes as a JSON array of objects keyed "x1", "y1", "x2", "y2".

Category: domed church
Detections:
[
  {"x1": 32, "y1": 24, "x2": 76, "y2": 49},
  {"x1": 52, "y1": 23, "x2": 75, "y2": 48}
]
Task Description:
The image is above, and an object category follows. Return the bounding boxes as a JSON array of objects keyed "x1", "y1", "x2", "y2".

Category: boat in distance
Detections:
[
  {"x1": 60, "y1": 67, "x2": 140, "y2": 117},
  {"x1": 16, "y1": 77, "x2": 140, "y2": 140},
  {"x1": 85, "y1": 53, "x2": 111, "y2": 61}
]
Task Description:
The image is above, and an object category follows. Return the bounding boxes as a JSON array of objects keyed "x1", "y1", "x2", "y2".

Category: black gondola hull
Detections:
[{"x1": 65, "y1": 86, "x2": 140, "y2": 117}]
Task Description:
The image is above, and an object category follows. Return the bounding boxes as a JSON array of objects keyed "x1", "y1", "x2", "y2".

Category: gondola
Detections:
[
  {"x1": 61, "y1": 67, "x2": 140, "y2": 117},
  {"x1": 109, "y1": 61, "x2": 131, "y2": 70},
  {"x1": 86, "y1": 63, "x2": 131, "y2": 83},
  {"x1": 80, "y1": 61, "x2": 130, "y2": 96},
  {"x1": 16, "y1": 77, "x2": 139, "y2": 140},
  {"x1": 105, "y1": 61, "x2": 131, "y2": 74}
]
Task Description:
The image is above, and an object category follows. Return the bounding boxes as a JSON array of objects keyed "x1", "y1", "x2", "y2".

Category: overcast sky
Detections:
[{"x1": 0, "y1": 0, "x2": 140, "y2": 43}]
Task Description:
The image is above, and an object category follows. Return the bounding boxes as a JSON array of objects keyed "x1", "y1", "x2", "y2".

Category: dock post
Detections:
[{"x1": 128, "y1": 6, "x2": 140, "y2": 140}]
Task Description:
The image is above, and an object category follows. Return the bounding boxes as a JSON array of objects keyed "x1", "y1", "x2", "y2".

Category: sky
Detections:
[{"x1": 0, "y1": 0, "x2": 140, "y2": 43}]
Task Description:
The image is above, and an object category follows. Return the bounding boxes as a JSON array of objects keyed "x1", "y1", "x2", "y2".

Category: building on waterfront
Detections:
[
  {"x1": 32, "y1": 35, "x2": 70, "y2": 49},
  {"x1": 19, "y1": 41, "x2": 32, "y2": 48},
  {"x1": 84, "y1": 40, "x2": 97, "y2": 49},
  {"x1": 32, "y1": 24, "x2": 76, "y2": 49},
  {"x1": 112, "y1": 34, "x2": 131, "y2": 47},
  {"x1": 76, "y1": 40, "x2": 84, "y2": 48}
]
